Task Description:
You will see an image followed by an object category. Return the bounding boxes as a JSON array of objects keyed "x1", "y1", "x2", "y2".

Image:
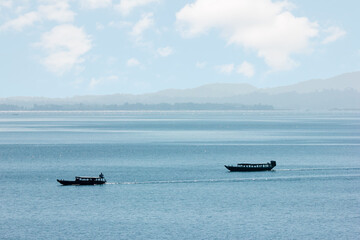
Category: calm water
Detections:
[{"x1": 0, "y1": 111, "x2": 359, "y2": 239}]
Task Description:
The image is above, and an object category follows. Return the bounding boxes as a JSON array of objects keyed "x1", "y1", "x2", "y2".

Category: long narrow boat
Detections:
[
  {"x1": 57, "y1": 173, "x2": 106, "y2": 185},
  {"x1": 225, "y1": 161, "x2": 276, "y2": 172}
]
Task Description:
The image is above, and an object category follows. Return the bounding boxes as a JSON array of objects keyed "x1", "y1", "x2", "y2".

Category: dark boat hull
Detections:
[
  {"x1": 224, "y1": 165, "x2": 275, "y2": 172},
  {"x1": 57, "y1": 179, "x2": 106, "y2": 185}
]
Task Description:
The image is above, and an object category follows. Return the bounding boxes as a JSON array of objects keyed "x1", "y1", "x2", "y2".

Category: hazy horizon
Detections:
[
  {"x1": 1, "y1": 71, "x2": 359, "y2": 110},
  {"x1": 0, "y1": 70, "x2": 359, "y2": 98}
]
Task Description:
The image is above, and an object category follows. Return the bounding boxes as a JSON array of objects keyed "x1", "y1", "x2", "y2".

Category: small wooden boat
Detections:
[
  {"x1": 57, "y1": 173, "x2": 106, "y2": 185},
  {"x1": 225, "y1": 161, "x2": 276, "y2": 172}
]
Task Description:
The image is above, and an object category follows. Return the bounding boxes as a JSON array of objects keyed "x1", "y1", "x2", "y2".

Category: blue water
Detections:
[{"x1": 0, "y1": 111, "x2": 359, "y2": 239}]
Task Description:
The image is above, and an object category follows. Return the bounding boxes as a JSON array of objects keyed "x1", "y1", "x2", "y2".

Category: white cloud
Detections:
[
  {"x1": 322, "y1": 26, "x2": 346, "y2": 44},
  {"x1": 0, "y1": 0, "x2": 12, "y2": 9},
  {"x1": 157, "y1": 46, "x2": 173, "y2": 57},
  {"x1": 176, "y1": 0, "x2": 318, "y2": 71},
  {"x1": 0, "y1": 11, "x2": 40, "y2": 31},
  {"x1": 89, "y1": 75, "x2": 118, "y2": 89},
  {"x1": 216, "y1": 64, "x2": 234, "y2": 74},
  {"x1": 38, "y1": 1, "x2": 75, "y2": 22},
  {"x1": 196, "y1": 61, "x2": 207, "y2": 69},
  {"x1": 0, "y1": 1, "x2": 74, "y2": 31},
  {"x1": 80, "y1": 0, "x2": 112, "y2": 9},
  {"x1": 237, "y1": 61, "x2": 254, "y2": 77},
  {"x1": 37, "y1": 24, "x2": 92, "y2": 74},
  {"x1": 127, "y1": 58, "x2": 140, "y2": 67},
  {"x1": 115, "y1": 0, "x2": 158, "y2": 16},
  {"x1": 130, "y1": 13, "x2": 154, "y2": 38},
  {"x1": 14, "y1": 5, "x2": 30, "y2": 15},
  {"x1": 89, "y1": 78, "x2": 101, "y2": 89}
]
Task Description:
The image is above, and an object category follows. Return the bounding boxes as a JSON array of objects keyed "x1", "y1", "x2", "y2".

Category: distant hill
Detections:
[
  {"x1": 1, "y1": 71, "x2": 359, "y2": 110},
  {"x1": 261, "y1": 71, "x2": 360, "y2": 94},
  {"x1": 152, "y1": 83, "x2": 257, "y2": 98}
]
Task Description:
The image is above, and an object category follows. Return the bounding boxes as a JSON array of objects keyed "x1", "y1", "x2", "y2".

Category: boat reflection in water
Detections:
[
  {"x1": 57, "y1": 173, "x2": 106, "y2": 185},
  {"x1": 225, "y1": 161, "x2": 276, "y2": 172}
]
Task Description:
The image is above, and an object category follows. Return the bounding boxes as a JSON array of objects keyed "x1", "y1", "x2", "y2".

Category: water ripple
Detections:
[{"x1": 107, "y1": 174, "x2": 360, "y2": 185}]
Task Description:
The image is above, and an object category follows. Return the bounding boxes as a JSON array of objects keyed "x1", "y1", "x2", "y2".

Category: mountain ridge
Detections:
[{"x1": 1, "y1": 71, "x2": 359, "y2": 110}]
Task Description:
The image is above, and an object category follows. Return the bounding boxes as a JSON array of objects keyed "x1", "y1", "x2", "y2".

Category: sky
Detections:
[{"x1": 0, "y1": 0, "x2": 359, "y2": 97}]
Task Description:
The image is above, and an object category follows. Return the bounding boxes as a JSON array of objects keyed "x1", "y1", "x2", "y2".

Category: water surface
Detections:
[{"x1": 0, "y1": 111, "x2": 359, "y2": 239}]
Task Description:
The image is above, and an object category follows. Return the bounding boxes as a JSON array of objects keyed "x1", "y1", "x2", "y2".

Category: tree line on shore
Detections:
[{"x1": 0, "y1": 102, "x2": 274, "y2": 111}]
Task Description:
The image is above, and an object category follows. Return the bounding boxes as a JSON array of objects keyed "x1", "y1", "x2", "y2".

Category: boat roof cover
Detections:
[
  {"x1": 238, "y1": 163, "x2": 270, "y2": 165},
  {"x1": 76, "y1": 176, "x2": 101, "y2": 179}
]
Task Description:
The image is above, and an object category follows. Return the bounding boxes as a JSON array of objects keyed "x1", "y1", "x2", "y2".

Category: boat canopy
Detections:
[
  {"x1": 75, "y1": 176, "x2": 103, "y2": 180},
  {"x1": 75, "y1": 173, "x2": 105, "y2": 180},
  {"x1": 237, "y1": 163, "x2": 271, "y2": 166}
]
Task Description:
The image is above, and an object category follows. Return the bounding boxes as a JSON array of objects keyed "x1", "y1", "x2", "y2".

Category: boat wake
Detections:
[
  {"x1": 106, "y1": 174, "x2": 360, "y2": 185},
  {"x1": 276, "y1": 167, "x2": 360, "y2": 172}
]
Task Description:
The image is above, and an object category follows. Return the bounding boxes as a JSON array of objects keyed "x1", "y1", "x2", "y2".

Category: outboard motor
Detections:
[{"x1": 270, "y1": 161, "x2": 276, "y2": 167}]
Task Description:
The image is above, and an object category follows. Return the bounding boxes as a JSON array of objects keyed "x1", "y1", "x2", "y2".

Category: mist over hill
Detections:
[{"x1": 1, "y1": 71, "x2": 359, "y2": 110}]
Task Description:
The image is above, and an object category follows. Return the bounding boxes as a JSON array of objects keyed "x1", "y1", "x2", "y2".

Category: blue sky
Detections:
[{"x1": 0, "y1": 0, "x2": 359, "y2": 97}]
